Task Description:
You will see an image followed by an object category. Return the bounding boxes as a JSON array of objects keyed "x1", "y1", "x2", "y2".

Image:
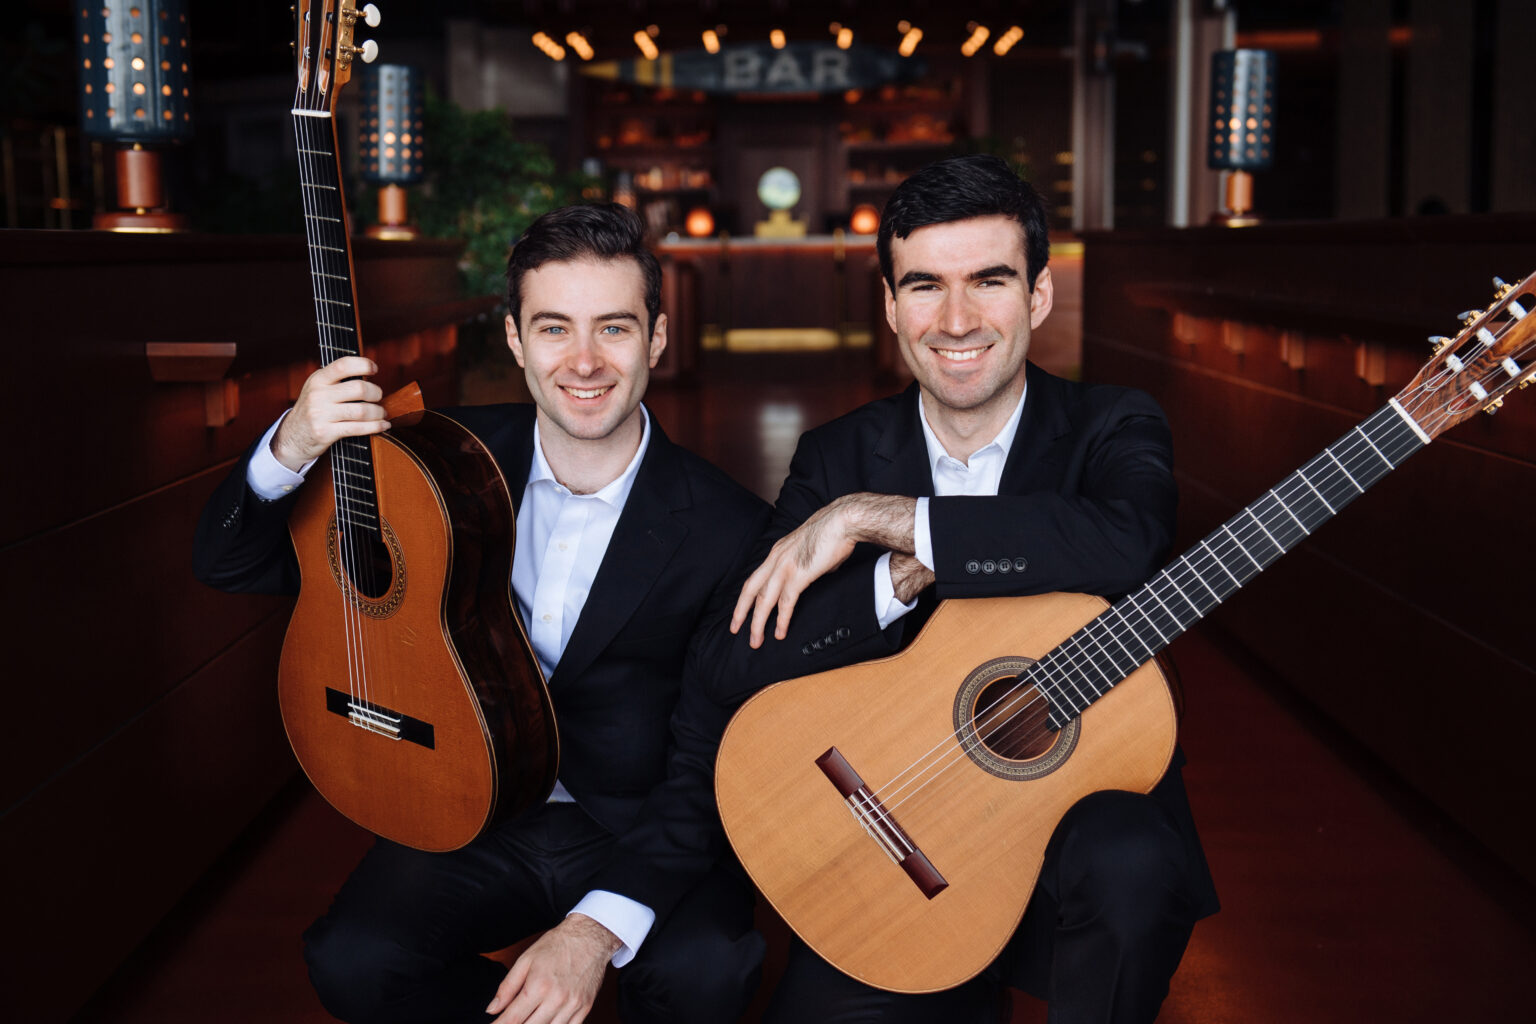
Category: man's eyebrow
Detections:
[
  {"x1": 896, "y1": 270, "x2": 940, "y2": 288},
  {"x1": 528, "y1": 311, "x2": 572, "y2": 323},
  {"x1": 968, "y1": 264, "x2": 1020, "y2": 282},
  {"x1": 594, "y1": 311, "x2": 642, "y2": 323}
]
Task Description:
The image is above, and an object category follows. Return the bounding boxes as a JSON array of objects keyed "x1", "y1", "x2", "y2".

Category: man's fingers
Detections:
[{"x1": 774, "y1": 586, "x2": 802, "y2": 641}]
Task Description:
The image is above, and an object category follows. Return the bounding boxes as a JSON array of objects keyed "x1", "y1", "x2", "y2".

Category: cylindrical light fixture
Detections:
[
  {"x1": 76, "y1": 0, "x2": 193, "y2": 231},
  {"x1": 358, "y1": 64, "x2": 426, "y2": 240},
  {"x1": 1207, "y1": 49, "x2": 1276, "y2": 224}
]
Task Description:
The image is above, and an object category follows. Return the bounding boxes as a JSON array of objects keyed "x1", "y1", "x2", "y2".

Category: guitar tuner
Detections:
[
  {"x1": 1428, "y1": 335, "x2": 1451, "y2": 353},
  {"x1": 1458, "y1": 309, "x2": 1484, "y2": 324}
]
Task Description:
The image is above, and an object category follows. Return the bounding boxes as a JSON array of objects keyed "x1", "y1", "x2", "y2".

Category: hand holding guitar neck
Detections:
[{"x1": 270, "y1": 357, "x2": 389, "y2": 472}]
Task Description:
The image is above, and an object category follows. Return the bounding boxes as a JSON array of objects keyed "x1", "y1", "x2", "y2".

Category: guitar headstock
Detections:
[
  {"x1": 1394, "y1": 271, "x2": 1536, "y2": 441},
  {"x1": 294, "y1": 0, "x2": 380, "y2": 112}
]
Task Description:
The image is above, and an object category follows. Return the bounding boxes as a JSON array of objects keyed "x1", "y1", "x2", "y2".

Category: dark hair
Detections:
[
  {"x1": 505, "y1": 203, "x2": 662, "y2": 336},
  {"x1": 877, "y1": 154, "x2": 1050, "y2": 291}
]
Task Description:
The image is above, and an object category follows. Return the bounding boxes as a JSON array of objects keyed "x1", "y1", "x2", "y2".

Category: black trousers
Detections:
[
  {"x1": 764, "y1": 789, "x2": 1205, "y2": 1024},
  {"x1": 303, "y1": 802, "x2": 764, "y2": 1024}
]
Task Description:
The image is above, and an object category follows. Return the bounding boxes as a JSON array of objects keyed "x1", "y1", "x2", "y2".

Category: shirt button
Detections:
[
  {"x1": 557, "y1": 542, "x2": 568, "y2": 551},
  {"x1": 281, "y1": 485, "x2": 294, "y2": 492},
  {"x1": 541, "y1": 613, "x2": 553, "y2": 622}
]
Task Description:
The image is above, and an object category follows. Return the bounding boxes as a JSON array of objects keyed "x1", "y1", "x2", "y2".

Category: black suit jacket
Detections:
[
  {"x1": 194, "y1": 404, "x2": 770, "y2": 924},
  {"x1": 700, "y1": 363, "x2": 1218, "y2": 918}
]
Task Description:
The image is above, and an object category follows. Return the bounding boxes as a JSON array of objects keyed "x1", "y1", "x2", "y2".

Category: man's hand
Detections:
[
  {"x1": 270, "y1": 356, "x2": 389, "y2": 471},
  {"x1": 485, "y1": 915, "x2": 621, "y2": 1024},
  {"x1": 731, "y1": 493, "x2": 918, "y2": 647}
]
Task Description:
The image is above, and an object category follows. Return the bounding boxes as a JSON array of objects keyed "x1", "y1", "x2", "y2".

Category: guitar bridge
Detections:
[
  {"x1": 325, "y1": 687, "x2": 436, "y2": 749},
  {"x1": 816, "y1": 747, "x2": 948, "y2": 899}
]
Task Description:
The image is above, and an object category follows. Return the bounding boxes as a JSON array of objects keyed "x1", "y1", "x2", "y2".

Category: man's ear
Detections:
[
  {"x1": 884, "y1": 279, "x2": 898, "y2": 334},
  {"x1": 648, "y1": 312, "x2": 669, "y2": 368},
  {"x1": 505, "y1": 313, "x2": 526, "y2": 368},
  {"x1": 1028, "y1": 267, "x2": 1054, "y2": 330}
]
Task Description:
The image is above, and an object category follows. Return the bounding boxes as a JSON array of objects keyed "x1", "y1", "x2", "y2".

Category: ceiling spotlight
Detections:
[
  {"x1": 898, "y1": 27, "x2": 923, "y2": 57},
  {"x1": 837, "y1": 27, "x2": 853, "y2": 49},
  {"x1": 702, "y1": 28, "x2": 720, "y2": 53},
  {"x1": 634, "y1": 29, "x2": 659, "y2": 60},
  {"x1": 994, "y1": 25, "x2": 1025, "y2": 56},
  {"x1": 961, "y1": 25, "x2": 990, "y2": 57},
  {"x1": 770, "y1": 28, "x2": 786, "y2": 49},
  {"x1": 565, "y1": 31, "x2": 593, "y2": 61},
  {"x1": 531, "y1": 31, "x2": 566, "y2": 61}
]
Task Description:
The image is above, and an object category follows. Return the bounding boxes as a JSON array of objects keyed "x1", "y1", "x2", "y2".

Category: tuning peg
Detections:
[
  {"x1": 1494, "y1": 277, "x2": 1513, "y2": 298},
  {"x1": 1458, "y1": 309, "x2": 1484, "y2": 325},
  {"x1": 1483, "y1": 398, "x2": 1504, "y2": 415},
  {"x1": 358, "y1": 38, "x2": 379, "y2": 62},
  {"x1": 1428, "y1": 335, "x2": 1452, "y2": 353},
  {"x1": 363, "y1": 3, "x2": 381, "y2": 27}
]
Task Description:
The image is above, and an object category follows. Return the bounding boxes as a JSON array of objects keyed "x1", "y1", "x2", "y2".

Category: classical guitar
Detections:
[
  {"x1": 716, "y1": 272, "x2": 1536, "y2": 992},
  {"x1": 279, "y1": 0, "x2": 556, "y2": 852}
]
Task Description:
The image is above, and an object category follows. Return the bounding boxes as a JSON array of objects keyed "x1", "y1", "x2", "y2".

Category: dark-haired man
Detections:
[
  {"x1": 194, "y1": 203, "x2": 767, "y2": 1024},
  {"x1": 720, "y1": 155, "x2": 1219, "y2": 1022}
]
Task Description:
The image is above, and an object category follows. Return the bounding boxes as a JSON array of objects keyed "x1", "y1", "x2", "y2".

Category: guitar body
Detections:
[
  {"x1": 715, "y1": 592, "x2": 1176, "y2": 993},
  {"x1": 279, "y1": 411, "x2": 557, "y2": 852}
]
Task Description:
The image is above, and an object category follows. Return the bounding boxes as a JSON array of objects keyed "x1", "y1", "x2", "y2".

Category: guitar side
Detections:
[
  {"x1": 716, "y1": 592, "x2": 1176, "y2": 993},
  {"x1": 280, "y1": 412, "x2": 557, "y2": 852}
]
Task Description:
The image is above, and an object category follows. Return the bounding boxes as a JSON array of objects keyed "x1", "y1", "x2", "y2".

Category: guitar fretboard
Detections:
[
  {"x1": 293, "y1": 103, "x2": 378, "y2": 535},
  {"x1": 1029, "y1": 403, "x2": 1429, "y2": 728}
]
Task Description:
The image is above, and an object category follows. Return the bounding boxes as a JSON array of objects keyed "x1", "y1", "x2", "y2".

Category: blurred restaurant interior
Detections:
[{"x1": 3, "y1": 1, "x2": 1535, "y2": 1021}]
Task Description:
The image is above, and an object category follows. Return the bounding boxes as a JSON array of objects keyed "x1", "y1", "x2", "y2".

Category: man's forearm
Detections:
[{"x1": 836, "y1": 493, "x2": 919, "y2": 554}]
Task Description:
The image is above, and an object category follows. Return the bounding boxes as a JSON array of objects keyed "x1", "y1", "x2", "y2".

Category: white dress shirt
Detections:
[
  {"x1": 873, "y1": 385, "x2": 1028, "y2": 628},
  {"x1": 246, "y1": 408, "x2": 659, "y2": 966}
]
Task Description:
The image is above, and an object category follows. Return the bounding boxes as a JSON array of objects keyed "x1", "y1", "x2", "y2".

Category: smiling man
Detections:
[
  {"x1": 194, "y1": 204, "x2": 768, "y2": 1024},
  {"x1": 721, "y1": 155, "x2": 1219, "y2": 1023}
]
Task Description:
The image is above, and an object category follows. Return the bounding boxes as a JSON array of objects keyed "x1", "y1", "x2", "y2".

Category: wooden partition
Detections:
[
  {"x1": 1082, "y1": 217, "x2": 1536, "y2": 885},
  {"x1": 0, "y1": 230, "x2": 491, "y2": 1022}
]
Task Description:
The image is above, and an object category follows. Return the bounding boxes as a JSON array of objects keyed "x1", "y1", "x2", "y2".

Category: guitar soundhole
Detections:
[
  {"x1": 953, "y1": 656, "x2": 1080, "y2": 781},
  {"x1": 326, "y1": 515, "x2": 408, "y2": 618}
]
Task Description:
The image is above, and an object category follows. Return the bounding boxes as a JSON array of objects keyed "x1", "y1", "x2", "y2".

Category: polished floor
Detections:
[{"x1": 75, "y1": 352, "x2": 1536, "y2": 1023}]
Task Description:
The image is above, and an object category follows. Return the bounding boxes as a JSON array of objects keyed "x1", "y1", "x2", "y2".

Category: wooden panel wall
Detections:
[
  {"x1": 1081, "y1": 217, "x2": 1536, "y2": 884},
  {"x1": 0, "y1": 231, "x2": 489, "y2": 1022}
]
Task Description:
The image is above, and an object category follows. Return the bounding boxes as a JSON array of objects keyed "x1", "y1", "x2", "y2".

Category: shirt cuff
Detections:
[
  {"x1": 247, "y1": 410, "x2": 315, "y2": 500},
  {"x1": 912, "y1": 497, "x2": 934, "y2": 571},
  {"x1": 568, "y1": 890, "x2": 656, "y2": 968},
  {"x1": 873, "y1": 551, "x2": 919, "y2": 630}
]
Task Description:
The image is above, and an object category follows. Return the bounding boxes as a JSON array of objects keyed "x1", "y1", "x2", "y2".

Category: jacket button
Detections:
[
  {"x1": 981, "y1": 560, "x2": 997, "y2": 574},
  {"x1": 997, "y1": 558, "x2": 1012, "y2": 574},
  {"x1": 1013, "y1": 557, "x2": 1028, "y2": 572},
  {"x1": 966, "y1": 560, "x2": 980, "y2": 574},
  {"x1": 801, "y1": 644, "x2": 814, "y2": 656},
  {"x1": 836, "y1": 626, "x2": 851, "y2": 640}
]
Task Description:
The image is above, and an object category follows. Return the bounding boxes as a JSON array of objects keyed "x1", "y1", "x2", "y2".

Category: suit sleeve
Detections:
[
  {"x1": 191, "y1": 439, "x2": 303, "y2": 595},
  {"x1": 693, "y1": 430, "x2": 915, "y2": 707},
  {"x1": 927, "y1": 388, "x2": 1177, "y2": 598}
]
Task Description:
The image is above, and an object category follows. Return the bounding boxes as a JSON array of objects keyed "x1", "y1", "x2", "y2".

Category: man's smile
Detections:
[
  {"x1": 932, "y1": 344, "x2": 994, "y2": 363},
  {"x1": 561, "y1": 384, "x2": 614, "y2": 399}
]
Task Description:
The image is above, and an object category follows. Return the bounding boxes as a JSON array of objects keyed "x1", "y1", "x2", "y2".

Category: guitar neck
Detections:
[
  {"x1": 1034, "y1": 401, "x2": 1429, "y2": 728},
  {"x1": 292, "y1": 101, "x2": 379, "y2": 533}
]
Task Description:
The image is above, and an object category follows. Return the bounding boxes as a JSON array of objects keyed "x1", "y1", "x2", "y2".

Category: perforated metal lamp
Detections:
[
  {"x1": 76, "y1": 0, "x2": 193, "y2": 231},
  {"x1": 358, "y1": 64, "x2": 425, "y2": 240},
  {"x1": 1207, "y1": 49, "x2": 1275, "y2": 225}
]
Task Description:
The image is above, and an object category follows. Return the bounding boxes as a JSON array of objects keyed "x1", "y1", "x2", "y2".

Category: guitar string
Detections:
[
  {"x1": 869, "y1": 403, "x2": 1440, "y2": 818},
  {"x1": 883, "y1": 415, "x2": 1430, "y2": 821},
  {"x1": 883, "y1": 350, "x2": 1514, "y2": 820}
]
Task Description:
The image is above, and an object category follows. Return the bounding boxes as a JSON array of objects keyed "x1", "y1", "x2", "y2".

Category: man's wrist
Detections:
[{"x1": 889, "y1": 553, "x2": 935, "y2": 603}]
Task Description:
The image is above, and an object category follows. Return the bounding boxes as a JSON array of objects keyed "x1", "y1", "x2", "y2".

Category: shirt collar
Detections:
[
  {"x1": 917, "y1": 381, "x2": 1028, "y2": 474},
  {"x1": 528, "y1": 403, "x2": 652, "y2": 509}
]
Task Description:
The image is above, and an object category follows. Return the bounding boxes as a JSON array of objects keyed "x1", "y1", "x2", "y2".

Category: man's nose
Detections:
[
  {"x1": 940, "y1": 289, "x2": 980, "y2": 337},
  {"x1": 571, "y1": 334, "x2": 604, "y2": 375}
]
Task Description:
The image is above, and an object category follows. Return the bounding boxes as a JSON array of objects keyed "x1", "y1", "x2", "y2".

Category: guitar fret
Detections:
[
  {"x1": 298, "y1": 147, "x2": 334, "y2": 157},
  {"x1": 1180, "y1": 553, "x2": 1222, "y2": 605},
  {"x1": 1296, "y1": 467, "x2": 1337, "y2": 514},
  {"x1": 302, "y1": 182, "x2": 339, "y2": 191},
  {"x1": 1220, "y1": 524, "x2": 1263, "y2": 571},
  {"x1": 1324, "y1": 448, "x2": 1365, "y2": 493},
  {"x1": 1268, "y1": 488, "x2": 1310, "y2": 535},
  {"x1": 1355, "y1": 425, "x2": 1395, "y2": 470},
  {"x1": 317, "y1": 320, "x2": 355, "y2": 331},
  {"x1": 1243, "y1": 507, "x2": 1285, "y2": 557},
  {"x1": 1199, "y1": 539, "x2": 1242, "y2": 590}
]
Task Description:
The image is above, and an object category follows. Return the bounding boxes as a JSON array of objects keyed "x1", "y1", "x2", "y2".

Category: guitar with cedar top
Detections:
[
  {"x1": 716, "y1": 272, "x2": 1536, "y2": 992},
  {"x1": 278, "y1": 0, "x2": 556, "y2": 852}
]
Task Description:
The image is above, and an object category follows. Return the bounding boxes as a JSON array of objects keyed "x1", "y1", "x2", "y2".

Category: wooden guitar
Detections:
[
  {"x1": 716, "y1": 272, "x2": 1536, "y2": 992},
  {"x1": 278, "y1": 0, "x2": 556, "y2": 852}
]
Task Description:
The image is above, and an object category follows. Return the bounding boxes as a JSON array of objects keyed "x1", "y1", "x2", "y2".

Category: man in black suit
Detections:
[
  {"x1": 720, "y1": 155, "x2": 1219, "y2": 1022},
  {"x1": 194, "y1": 204, "x2": 767, "y2": 1024}
]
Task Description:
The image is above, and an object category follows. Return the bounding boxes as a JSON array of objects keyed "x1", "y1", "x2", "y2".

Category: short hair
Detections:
[
  {"x1": 505, "y1": 203, "x2": 662, "y2": 336},
  {"x1": 877, "y1": 154, "x2": 1050, "y2": 291}
]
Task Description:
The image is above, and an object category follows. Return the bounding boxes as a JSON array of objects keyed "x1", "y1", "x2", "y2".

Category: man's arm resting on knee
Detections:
[{"x1": 486, "y1": 914, "x2": 622, "y2": 1024}]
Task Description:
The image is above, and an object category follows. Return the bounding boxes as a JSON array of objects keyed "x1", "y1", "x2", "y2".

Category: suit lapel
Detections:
[
  {"x1": 999, "y1": 363, "x2": 1072, "y2": 495},
  {"x1": 869, "y1": 384, "x2": 936, "y2": 498},
  {"x1": 549, "y1": 415, "x2": 689, "y2": 688}
]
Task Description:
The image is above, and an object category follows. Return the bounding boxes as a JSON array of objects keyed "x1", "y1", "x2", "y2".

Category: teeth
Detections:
[
  {"x1": 936, "y1": 348, "x2": 984, "y2": 362},
  {"x1": 565, "y1": 386, "x2": 611, "y2": 399}
]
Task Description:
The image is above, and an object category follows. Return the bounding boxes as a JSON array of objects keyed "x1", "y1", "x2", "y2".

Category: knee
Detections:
[
  {"x1": 1055, "y1": 792, "x2": 1195, "y2": 939},
  {"x1": 303, "y1": 915, "x2": 398, "y2": 1024},
  {"x1": 620, "y1": 926, "x2": 765, "y2": 1024}
]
